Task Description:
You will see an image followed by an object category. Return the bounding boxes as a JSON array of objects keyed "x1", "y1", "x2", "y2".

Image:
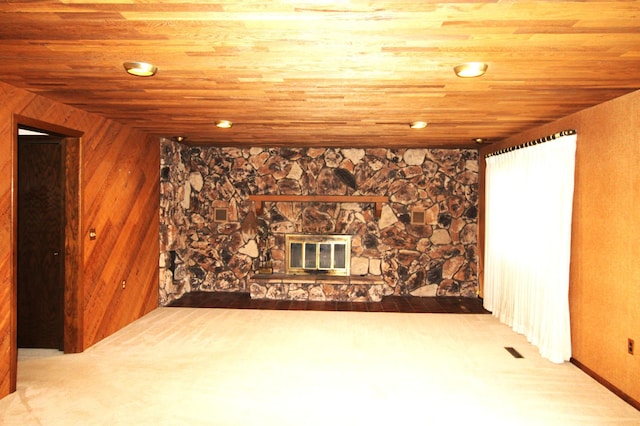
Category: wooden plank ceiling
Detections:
[{"x1": 0, "y1": 1, "x2": 638, "y2": 148}]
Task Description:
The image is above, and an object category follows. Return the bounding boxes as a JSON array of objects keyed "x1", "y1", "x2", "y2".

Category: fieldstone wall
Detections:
[{"x1": 159, "y1": 139, "x2": 479, "y2": 305}]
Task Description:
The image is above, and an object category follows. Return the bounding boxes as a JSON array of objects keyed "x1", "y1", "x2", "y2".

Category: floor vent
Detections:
[{"x1": 505, "y1": 347, "x2": 524, "y2": 358}]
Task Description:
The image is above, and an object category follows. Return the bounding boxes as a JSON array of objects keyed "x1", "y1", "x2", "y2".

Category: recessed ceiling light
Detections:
[
  {"x1": 454, "y1": 62, "x2": 488, "y2": 78},
  {"x1": 123, "y1": 61, "x2": 157, "y2": 77},
  {"x1": 172, "y1": 136, "x2": 187, "y2": 143},
  {"x1": 473, "y1": 138, "x2": 489, "y2": 144},
  {"x1": 216, "y1": 120, "x2": 233, "y2": 128},
  {"x1": 409, "y1": 121, "x2": 427, "y2": 129}
]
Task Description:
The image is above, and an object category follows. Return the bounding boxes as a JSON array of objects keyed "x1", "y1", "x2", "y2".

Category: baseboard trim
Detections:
[{"x1": 570, "y1": 357, "x2": 639, "y2": 411}]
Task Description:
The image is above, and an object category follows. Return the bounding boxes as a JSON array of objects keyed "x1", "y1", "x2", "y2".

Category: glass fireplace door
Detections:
[{"x1": 286, "y1": 234, "x2": 351, "y2": 276}]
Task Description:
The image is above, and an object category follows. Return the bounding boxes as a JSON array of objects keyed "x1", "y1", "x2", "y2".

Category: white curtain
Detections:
[{"x1": 483, "y1": 133, "x2": 576, "y2": 363}]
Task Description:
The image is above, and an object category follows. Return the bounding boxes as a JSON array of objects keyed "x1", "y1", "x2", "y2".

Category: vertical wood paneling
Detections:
[
  {"x1": 0, "y1": 84, "x2": 22, "y2": 395},
  {"x1": 0, "y1": 81, "x2": 159, "y2": 399},
  {"x1": 63, "y1": 137, "x2": 83, "y2": 354},
  {"x1": 82, "y1": 129, "x2": 160, "y2": 345},
  {"x1": 478, "y1": 89, "x2": 640, "y2": 406}
]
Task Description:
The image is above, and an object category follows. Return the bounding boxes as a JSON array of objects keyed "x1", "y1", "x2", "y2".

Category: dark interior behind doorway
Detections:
[{"x1": 17, "y1": 133, "x2": 65, "y2": 350}]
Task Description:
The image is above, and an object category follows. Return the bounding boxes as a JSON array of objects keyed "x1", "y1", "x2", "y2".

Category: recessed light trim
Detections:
[
  {"x1": 454, "y1": 62, "x2": 488, "y2": 78},
  {"x1": 123, "y1": 61, "x2": 157, "y2": 77},
  {"x1": 409, "y1": 121, "x2": 427, "y2": 129},
  {"x1": 216, "y1": 120, "x2": 233, "y2": 128}
]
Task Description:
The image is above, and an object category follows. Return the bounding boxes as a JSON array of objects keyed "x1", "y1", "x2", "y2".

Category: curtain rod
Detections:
[{"x1": 485, "y1": 129, "x2": 576, "y2": 158}]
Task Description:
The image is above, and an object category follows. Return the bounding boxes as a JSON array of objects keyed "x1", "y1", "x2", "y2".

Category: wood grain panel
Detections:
[
  {"x1": 0, "y1": 84, "x2": 20, "y2": 397},
  {"x1": 0, "y1": 1, "x2": 637, "y2": 148},
  {"x1": 0, "y1": 81, "x2": 159, "y2": 398},
  {"x1": 82, "y1": 130, "x2": 160, "y2": 346},
  {"x1": 63, "y1": 137, "x2": 83, "y2": 354}
]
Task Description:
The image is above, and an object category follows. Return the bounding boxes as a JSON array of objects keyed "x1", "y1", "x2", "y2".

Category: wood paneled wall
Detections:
[
  {"x1": 0, "y1": 81, "x2": 159, "y2": 398},
  {"x1": 478, "y1": 89, "x2": 640, "y2": 407}
]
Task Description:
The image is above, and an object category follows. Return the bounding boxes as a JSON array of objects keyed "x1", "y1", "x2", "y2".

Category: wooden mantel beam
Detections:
[{"x1": 248, "y1": 195, "x2": 388, "y2": 218}]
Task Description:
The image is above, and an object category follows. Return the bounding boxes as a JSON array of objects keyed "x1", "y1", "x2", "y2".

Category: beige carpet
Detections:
[{"x1": 1, "y1": 307, "x2": 638, "y2": 425}]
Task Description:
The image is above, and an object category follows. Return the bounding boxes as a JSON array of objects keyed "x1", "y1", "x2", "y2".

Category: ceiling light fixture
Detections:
[
  {"x1": 409, "y1": 121, "x2": 427, "y2": 129},
  {"x1": 453, "y1": 62, "x2": 488, "y2": 78},
  {"x1": 216, "y1": 120, "x2": 233, "y2": 128},
  {"x1": 172, "y1": 136, "x2": 187, "y2": 143},
  {"x1": 123, "y1": 61, "x2": 157, "y2": 77},
  {"x1": 473, "y1": 138, "x2": 489, "y2": 144}
]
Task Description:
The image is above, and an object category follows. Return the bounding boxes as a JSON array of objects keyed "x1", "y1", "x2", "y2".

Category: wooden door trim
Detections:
[
  {"x1": 11, "y1": 115, "x2": 84, "y2": 392},
  {"x1": 63, "y1": 137, "x2": 83, "y2": 354},
  {"x1": 9, "y1": 117, "x2": 17, "y2": 394}
]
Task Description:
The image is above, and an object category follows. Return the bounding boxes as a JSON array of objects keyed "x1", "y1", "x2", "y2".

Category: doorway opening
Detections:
[
  {"x1": 18, "y1": 128, "x2": 65, "y2": 351},
  {"x1": 11, "y1": 118, "x2": 83, "y2": 393}
]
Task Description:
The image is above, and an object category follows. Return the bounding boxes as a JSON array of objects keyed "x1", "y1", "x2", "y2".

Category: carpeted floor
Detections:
[{"x1": 1, "y1": 307, "x2": 639, "y2": 425}]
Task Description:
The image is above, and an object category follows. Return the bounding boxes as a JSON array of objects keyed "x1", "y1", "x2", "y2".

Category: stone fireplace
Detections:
[
  {"x1": 285, "y1": 234, "x2": 351, "y2": 276},
  {"x1": 159, "y1": 142, "x2": 479, "y2": 305},
  {"x1": 250, "y1": 224, "x2": 384, "y2": 302}
]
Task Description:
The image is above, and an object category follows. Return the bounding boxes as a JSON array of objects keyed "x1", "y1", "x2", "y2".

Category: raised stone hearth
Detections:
[{"x1": 250, "y1": 274, "x2": 385, "y2": 302}]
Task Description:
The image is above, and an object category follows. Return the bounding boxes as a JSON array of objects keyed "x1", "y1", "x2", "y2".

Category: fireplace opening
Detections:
[{"x1": 285, "y1": 234, "x2": 351, "y2": 276}]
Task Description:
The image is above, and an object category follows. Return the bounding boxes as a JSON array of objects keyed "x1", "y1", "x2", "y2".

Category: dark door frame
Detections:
[{"x1": 11, "y1": 115, "x2": 84, "y2": 392}]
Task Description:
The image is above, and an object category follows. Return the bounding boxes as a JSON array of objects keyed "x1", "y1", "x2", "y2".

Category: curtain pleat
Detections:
[{"x1": 483, "y1": 134, "x2": 576, "y2": 363}]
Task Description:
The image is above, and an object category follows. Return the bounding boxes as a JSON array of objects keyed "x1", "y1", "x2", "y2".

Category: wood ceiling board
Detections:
[{"x1": 0, "y1": 0, "x2": 638, "y2": 147}]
